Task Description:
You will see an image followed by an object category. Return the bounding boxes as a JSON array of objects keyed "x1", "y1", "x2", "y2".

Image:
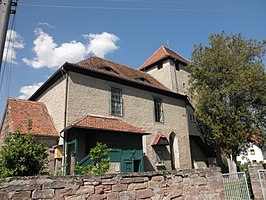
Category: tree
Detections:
[
  {"x1": 75, "y1": 142, "x2": 111, "y2": 175},
  {"x1": 188, "y1": 32, "x2": 266, "y2": 172},
  {"x1": 0, "y1": 126, "x2": 48, "y2": 178}
]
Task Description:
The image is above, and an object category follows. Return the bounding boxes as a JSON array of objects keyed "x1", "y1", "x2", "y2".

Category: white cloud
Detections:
[
  {"x1": 22, "y1": 28, "x2": 87, "y2": 68},
  {"x1": 3, "y1": 30, "x2": 24, "y2": 64},
  {"x1": 23, "y1": 29, "x2": 119, "y2": 69},
  {"x1": 38, "y1": 22, "x2": 55, "y2": 28},
  {"x1": 84, "y1": 32, "x2": 119, "y2": 58},
  {"x1": 18, "y1": 82, "x2": 43, "y2": 100}
]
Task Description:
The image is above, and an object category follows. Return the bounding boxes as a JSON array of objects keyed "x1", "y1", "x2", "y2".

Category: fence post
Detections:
[{"x1": 248, "y1": 163, "x2": 264, "y2": 200}]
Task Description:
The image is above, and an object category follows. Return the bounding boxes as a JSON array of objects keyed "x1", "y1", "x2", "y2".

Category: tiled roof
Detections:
[
  {"x1": 139, "y1": 46, "x2": 190, "y2": 71},
  {"x1": 76, "y1": 56, "x2": 170, "y2": 91},
  {"x1": 152, "y1": 132, "x2": 169, "y2": 146},
  {"x1": 63, "y1": 114, "x2": 148, "y2": 135},
  {"x1": 5, "y1": 98, "x2": 58, "y2": 137}
]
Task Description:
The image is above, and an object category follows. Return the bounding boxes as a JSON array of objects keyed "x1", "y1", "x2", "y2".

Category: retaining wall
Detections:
[{"x1": 0, "y1": 167, "x2": 224, "y2": 200}]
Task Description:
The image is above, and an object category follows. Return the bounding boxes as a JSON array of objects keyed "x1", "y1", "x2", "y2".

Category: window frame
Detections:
[
  {"x1": 111, "y1": 87, "x2": 123, "y2": 117},
  {"x1": 154, "y1": 98, "x2": 164, "y2": 123}
]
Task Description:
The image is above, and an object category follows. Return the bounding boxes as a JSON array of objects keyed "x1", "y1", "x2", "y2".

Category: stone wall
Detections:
[
  {"x1": 0, "y1": 167, "x2": 224, "y2": 200},
  {"x1": 248, "y1": 163, "x2": 265, "y2": 200}
]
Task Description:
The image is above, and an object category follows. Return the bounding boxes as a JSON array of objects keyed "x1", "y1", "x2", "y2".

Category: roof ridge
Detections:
[
  {"x1": 8, "y1": 97, "x2": 45, "y2": 105},
  {"x1": 138, "y1": 46, "x2": 166, "y2": 70},
  {"x1": 162, "y1": 46, "x2": 169, "y2": 56},
  {"x1": 79, "y1": 56, "x2": 135, "y2": 71}
]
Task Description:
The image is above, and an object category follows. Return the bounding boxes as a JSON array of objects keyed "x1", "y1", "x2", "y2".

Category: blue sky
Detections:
[{"x1": 0, "y1": 0, "x2": 265, "y2": 119}]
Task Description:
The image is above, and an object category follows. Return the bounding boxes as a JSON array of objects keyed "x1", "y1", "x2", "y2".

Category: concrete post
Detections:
[{"x1": 248, "y1": 163, "x2": 264, "y2": 200}]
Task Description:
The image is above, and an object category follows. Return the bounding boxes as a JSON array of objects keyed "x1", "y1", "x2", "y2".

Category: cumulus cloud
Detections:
[
  {"x1": 84, "y1": 32, "x2": 119, "y2": 58},
  {"x1": 22, "y1": 28, "x2": 87, "y2": 68},
  {"x1": 18, "y1": 82, "x2": 43, "y2": 100},
  {"x1": 3, "y1": 30, "x2": 24, "y2": 64},
  {"x1": 23, "y1": 29, "x2": 119, "y2": 69}
]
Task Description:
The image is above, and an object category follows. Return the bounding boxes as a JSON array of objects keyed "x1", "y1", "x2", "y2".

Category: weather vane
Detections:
[{"x1": 166, "y1": 40, "x2": 170, "y2": 48}]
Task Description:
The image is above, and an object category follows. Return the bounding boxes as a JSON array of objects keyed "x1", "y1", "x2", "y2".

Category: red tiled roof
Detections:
[
  {"x1": 76, "y1": 56, "x2": 170, "y2": 91},
  {"x1": 6, "y1": 98, "x2": 58, "y2": 137},
  {"x1": 152, "y1": 132, "x2": 169, "y2": 145},
  {"x1": 63, "y1": 114, "x2": 148, "y2": 135},
  {"x1": 139, "y1": 46, "x2": 190, "y2": 71}
]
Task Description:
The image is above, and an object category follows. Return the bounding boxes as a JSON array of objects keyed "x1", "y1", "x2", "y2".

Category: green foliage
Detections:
[
  {"x1": 188, "y1": 32, "x2": 266, "y2": 161},
  {"x1": 75, "y1": 142, "x2": 111, "y2": 175},
  {"x1": 0, "y1": 131, "x2": 48, "y2": 178},
  {"x1": 237, "y1": 163, "x2": 254, "y2": 199}
]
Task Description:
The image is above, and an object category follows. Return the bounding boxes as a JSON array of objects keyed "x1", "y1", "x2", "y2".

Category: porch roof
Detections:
[
  {"x1": 62, "y1": 114, "x2": 149, "y2": 135},
  {"x1": 152, "y1": 132, "x2": 169, "y2": 146}
]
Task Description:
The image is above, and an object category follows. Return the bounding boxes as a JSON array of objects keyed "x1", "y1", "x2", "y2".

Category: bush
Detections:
[
  {"x1": 75, "y1": 142, "x2": 111, "y2": 175},
  {"x1": 0, "y1": 132, "x2": 48, "y2": 178}
]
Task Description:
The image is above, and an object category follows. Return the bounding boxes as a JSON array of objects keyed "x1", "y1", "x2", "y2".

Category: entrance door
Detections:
[{"x1": 125, "y1": 161, "x2": 133, "y2": 172}]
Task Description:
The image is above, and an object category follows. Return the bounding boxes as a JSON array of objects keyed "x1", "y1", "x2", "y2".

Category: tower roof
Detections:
[{"x1": 139, "y1": 46, "x2": 190, "y2": 71}]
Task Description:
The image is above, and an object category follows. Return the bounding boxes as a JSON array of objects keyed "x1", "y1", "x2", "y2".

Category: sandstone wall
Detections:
[{"x1": 0, "y1": 168, "x2": 224, "y2": 200}]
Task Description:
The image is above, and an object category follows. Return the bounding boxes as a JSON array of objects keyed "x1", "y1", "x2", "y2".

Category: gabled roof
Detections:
[
  {"x1": 62, "y1": 114, "x2": 148, "y2": 135},
  {"x1": 139, "y1": 46, "x2": 190, "y2": 71},
  {"x1": 152, "y1": 132, "x2": 169, "y2": 146},
  {"x1": 30, "y1": 56, "x2": 187, "y2": 101},
  {"x1": 77, "y1": 56, "x2": 170, "y2": 91},
  {"x1": 1, "y1": 98, "x2": 58, "y2": 137}
]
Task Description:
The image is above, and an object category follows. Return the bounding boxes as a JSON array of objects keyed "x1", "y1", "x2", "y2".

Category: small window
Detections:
[
  {"x1": 157, "y1": 62, "x2": 163, "y2": 70},
  {"x1": 111, "y1": 88, "x2": 123, "y2": 117},
  {"x1": 250, "y1": 149, "x2": 255, "y2": 155},
  {"x1": 154, "y1": 146, "x2": 164, "y2": 166},
  {"x1": 135, "y1": 77, "x2": 150, "y2": 84},
  {"x1": 100, "y1": 66, "x2": 117, "y2": 74},
  {"x1": 154, "y1": 98, "x2": 164, "y2": 123},
  {"x1": 190, "y1": 114, "x2": 196, "y2": 122}
]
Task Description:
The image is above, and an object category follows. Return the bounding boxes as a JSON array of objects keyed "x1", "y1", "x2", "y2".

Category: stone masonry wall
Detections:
[{"x1": 0, "y1": 168, "x2": 224, "y2": 200}]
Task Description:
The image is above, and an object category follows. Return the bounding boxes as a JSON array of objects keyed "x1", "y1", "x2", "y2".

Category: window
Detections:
[
  {"x1": 111, "y1": 88, "x2": 123, "y2": 116},
  {"x1": 250, "y1": 149, "x2": 255, "y2": 155},
  {"x1": 157, "y1": 62, "x2": 163, "y2": 70},
  {"x1": 190, "y1": 114, "x2": 196, "y2": 122},
  {"x1": 154, "y1": 98, "x2": 163, "y2": 122},
  {"x1": 154, "y1": 146, "x2": 165, "y2": 166}
]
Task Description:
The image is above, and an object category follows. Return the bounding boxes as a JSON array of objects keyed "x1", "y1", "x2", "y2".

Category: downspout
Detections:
[{"x1": 62, "y1": 66, "x2": 69, "y2": 175}]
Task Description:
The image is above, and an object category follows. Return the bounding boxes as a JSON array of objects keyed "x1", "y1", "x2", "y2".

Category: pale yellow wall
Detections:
[
  {"x1": 174, "y1": 62, "x2": 190, "y2": 95},
  {"x1": 67, "y1": 71, "x2": 192, "y2": 170},
  {"x1": 145, "y1": 59, "x2": 190, "y2": 95},
  {"x1": 0, "y1": 109, "x2": 11, "y2": 146},
  {"x1": 146, "y1": 60, "x2": 174, "y2": 91},
  {"x1": 36, "y1": 77, "x2": 67, "y2": 134}
]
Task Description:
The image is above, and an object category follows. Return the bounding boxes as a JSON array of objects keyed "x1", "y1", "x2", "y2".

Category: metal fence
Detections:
[
  {"x1": 258, "y1": 169, "x2": 266, "y2": 200},
  {"x1": 222, "y1": 172, "x2": 250, "y2": 200}
]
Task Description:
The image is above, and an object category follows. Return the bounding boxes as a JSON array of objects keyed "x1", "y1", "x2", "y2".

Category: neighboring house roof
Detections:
[
  {"x1": 62, "y1": 114, "x2": 148, "y2": 135},
  {"x1": 139, "y1": 46, "x2": 190, "y2": 71},
  {"x1": 77, "y1": 56, "x2": 170, "y2": 91},
  {"x1": 1, "y1": 98, "x2": 58, "y2": 137}
]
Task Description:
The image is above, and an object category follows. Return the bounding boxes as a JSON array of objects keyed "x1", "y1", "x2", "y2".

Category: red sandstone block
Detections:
[
  {"x1": 120, "y1": 178, "x2": 133, "y2": 184},
  {"x1": 136, "y1": 189, "x2": 153, "y2": 199},
  {"x1": 112, "y1": 184, "x2": 128, "y2": 192},
  {"x1": 102, "y1": 178, "x2": 117, "y2": 185},
  {"x1": 10, "y1": 191, "x2": 31, "y2": 200},
  {"x1": 134, "y1": 177, "x2": 145, "y2": 183},
  {"x1": 107, "y1": 192, "x2": 119, "y2": 200}
]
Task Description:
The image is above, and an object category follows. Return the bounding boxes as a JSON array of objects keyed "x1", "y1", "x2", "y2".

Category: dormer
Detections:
[{"x1": 139, "y1": 46, "x2": 190, "y2": 94}]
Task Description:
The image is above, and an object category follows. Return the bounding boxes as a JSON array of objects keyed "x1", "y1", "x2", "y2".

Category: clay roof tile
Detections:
[
  {"x1": 139, "y1": 46, "x2": 190, "y2": 71},
  {"x1": 6, "y1": 98, "x2": 58, "y2": 137}
]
